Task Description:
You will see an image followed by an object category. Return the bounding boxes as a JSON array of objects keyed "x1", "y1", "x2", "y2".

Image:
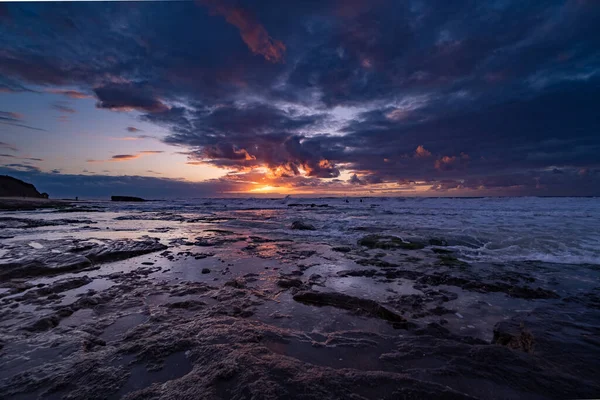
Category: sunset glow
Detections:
[{"x1": 0, "y1": 1, "x2": 598, "y2": 198}]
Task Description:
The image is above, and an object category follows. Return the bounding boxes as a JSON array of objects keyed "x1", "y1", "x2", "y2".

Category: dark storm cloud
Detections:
[
  {"x1": 0, "y1": 0, "x2": 599, "y2": 195},
  {"x1": 160, "y1": 103, "x2": 339, "y2": 177},
  {"x1": 94, "y1": 83, "x2": 169, "y2": 113}
]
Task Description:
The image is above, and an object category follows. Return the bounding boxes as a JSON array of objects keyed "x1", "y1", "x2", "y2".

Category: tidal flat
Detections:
[{"x1": 1, "y1": 197, "x2": 599, "y2": 399}]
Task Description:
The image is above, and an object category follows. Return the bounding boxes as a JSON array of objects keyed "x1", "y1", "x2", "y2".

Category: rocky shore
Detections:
[{"x1": 0, "y1": 200, "x2": 598, "y2": 399}]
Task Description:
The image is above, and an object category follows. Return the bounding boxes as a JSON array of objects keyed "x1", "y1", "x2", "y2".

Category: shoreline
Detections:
[
  {"x1": 0, "y1": 198, "x2": 598, "y2": 399},
  {"x1": 0, "y1": 197, "x2": 75, "y2": 211}
]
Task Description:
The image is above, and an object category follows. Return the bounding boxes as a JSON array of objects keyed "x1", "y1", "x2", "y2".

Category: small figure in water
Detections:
[
  {"x1": 360, "y1": 199, "x2": 363, "y2": 203},
  {"x1": 75, "y1": 196, "x2": 78, "y2": 201}
]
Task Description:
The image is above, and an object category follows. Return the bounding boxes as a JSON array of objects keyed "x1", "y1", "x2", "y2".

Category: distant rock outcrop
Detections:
[
  {"x1": 111, "y1": 196, "x2": 146, "y2": 202},
  {"x1": 0, "y1": 175, "x2": 44, "y2": 198},
  {"x1": 291, "y1": 220, "x2": 316, "y2": 230}
]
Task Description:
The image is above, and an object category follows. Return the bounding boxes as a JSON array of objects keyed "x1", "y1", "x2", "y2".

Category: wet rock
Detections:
[
  {"x1": 248, "y1": 236, "x2": 277, "y2": 243},
  {"x1": 432, "y1": 248, "x2": 454, "y2": 254},
  {"x1": 82, "y1": 336, "x2": 106, "y2": 351},
  {"x1": 337, "y1": 269, "x2": 379, "y2": 278},
  {"x1": 18, "y1": 276, "x2": 93, "y2": 301},
  {"x1": 269, "y1": 312, "x2": 291, "y2": 319},
  {"x1": 203, "y1": 229, "x2": 235, "y2": 235},
  {"x1": 332, "y1": 246, "x2": 352, "y2": 253},
  {"x1": 429, "y1": 238, "x2": 449, "y2": 246},
  {"x1": 194, "y1": 253, "x2": 213, "y2": 260},
  {"x1": 194, "y1": 236, "x2": 244, "y2": 247},
  {"x1": 0, "y1": 217, "x2": 95, "y2": 229},
  {"x1": 507, "y1": 286, "x2": 559, "y2": 299},
  {"x1": 291, "y1": 220, "x2": 316, "y2": 230},
  {"x1": 0, "y1": 253, "x2": 92, "y2": 279},
  {"x1": 563, "y1": 288, "x2": 600, "y2": 309},
  {"x1": 308, "y1": 274, "x2": 325, "y2": 286},
  {"x1": 429, "y1": 306, "x2": 455, "y2": 316},
  {"x1": 492, "y1": 320, "x2": 535, "y2": 353},
  {"x1": 356, "y1": 258, "x2": 397, "y2": 268},
  {"x1": 25, "y1": 314, "x2": 61, "y2": 332},
  {"x1": 288, "y1": 203, "x2": 328, "y2": 208},
  {"x1": 25, "y1": 308, "x2": 74, "y2": 332},
  {"x1": 224, "y1": 278, "x2": 247, "y2": 289},
  {"x1": 82, "y1": 239, "x2": 167, "y2": 263},
  {"x1": 201, "y1": 268, "x2": 211, "y2": 274},
  {"x1": 417, "y1": 273, "x2": 559, "y2": 299},
  {"x1": 293, "y1": 290, "x2": 410, "y2": 325},
  {"x1": 436, "y1": 254, "x2": 469, "y2": 267},
  {"x1": 111, "y1": 195, "x2": 146, "y2": 202},
  {"x1": 166, "y1": 300, "x2": 206, "y2": 310},
  {"x1": 358, "y1": 234, "x2": 425, "y2": 250},
  {"x1": 277, "y1": 278, "x2": 303, "y2": 289}
]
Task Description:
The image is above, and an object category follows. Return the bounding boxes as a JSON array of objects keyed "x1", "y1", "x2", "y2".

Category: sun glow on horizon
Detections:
[{"x1": 249, "y1": 185, "x2": 278, "y2": 192}]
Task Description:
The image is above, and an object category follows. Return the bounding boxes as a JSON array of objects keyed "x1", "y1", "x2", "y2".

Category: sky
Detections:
[{"x1": 0, "y1": 0, "x2": 599, "y2": 198}]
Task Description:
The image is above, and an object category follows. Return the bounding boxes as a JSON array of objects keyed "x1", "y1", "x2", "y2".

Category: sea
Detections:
[{"x1": 84, "y1": 196, "x2": 600, "y2": 266}]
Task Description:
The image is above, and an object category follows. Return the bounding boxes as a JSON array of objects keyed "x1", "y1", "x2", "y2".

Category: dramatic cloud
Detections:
[
  {"x1": 435, "y1": 153, "x2": 470, "y2": 171},
  {"x1": 200, "y1": 0, "x2": 286, "y2": 63},
  {"x1": 0, "y1": 1, "x2": 599, "y2": 195},
  {"x1": 159, "y1": 103, "x2": 339, "y2": 177}
]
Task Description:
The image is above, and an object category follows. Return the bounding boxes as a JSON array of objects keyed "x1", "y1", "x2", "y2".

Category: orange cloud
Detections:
[
  {"x1": 435, "y1": 152, "x2": 470, "y2": 171},
  {"x1": 200, "y1": 0, "x2": 285, "y2": 63},
  {"x1": 414, "y1": 145, "x2": 432, "y2": 158},
  {"x1": 46, "y1": 89, "x2": 92, "y2": 99}
]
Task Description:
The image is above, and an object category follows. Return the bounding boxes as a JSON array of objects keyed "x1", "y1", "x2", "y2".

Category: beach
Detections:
[{"x1": 0, "y1": 197, "x2": 599, "y2": 399}]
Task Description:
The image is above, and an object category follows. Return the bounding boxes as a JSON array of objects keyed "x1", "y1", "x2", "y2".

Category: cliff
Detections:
[{"x1": 0, "y1": 175, "x2": 45, "y2": 198}]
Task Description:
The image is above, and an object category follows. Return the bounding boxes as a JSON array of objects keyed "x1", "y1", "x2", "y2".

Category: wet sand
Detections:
[{"x1": 0, "y1": 200, "x2": 599, "y2": 399}]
